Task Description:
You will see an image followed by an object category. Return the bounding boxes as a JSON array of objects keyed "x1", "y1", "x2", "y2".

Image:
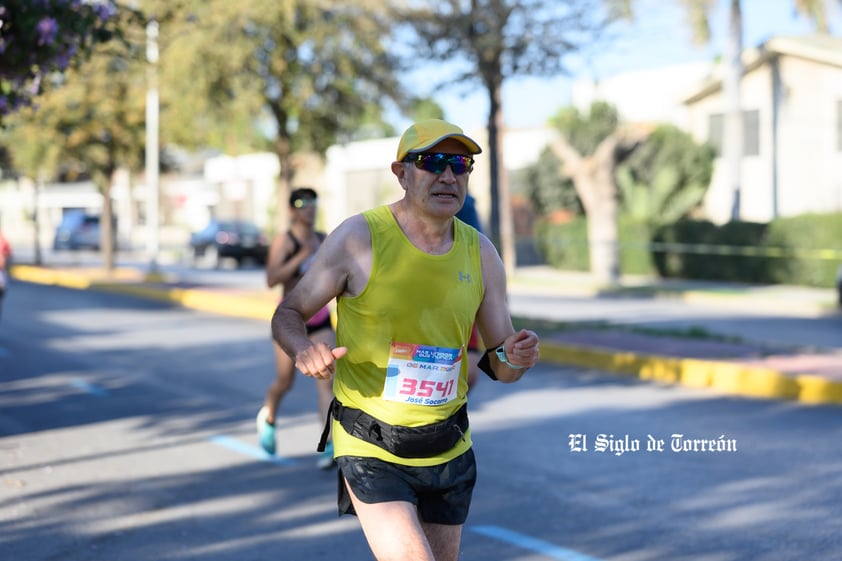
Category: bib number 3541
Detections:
[{"x1": 383, "y1": 342, "x2": 462, "y2": 406}]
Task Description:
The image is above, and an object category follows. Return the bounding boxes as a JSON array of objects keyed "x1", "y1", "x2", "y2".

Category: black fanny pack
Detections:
[{"x1": 318, "y1": 398, "x2": 469, "y2": 459}]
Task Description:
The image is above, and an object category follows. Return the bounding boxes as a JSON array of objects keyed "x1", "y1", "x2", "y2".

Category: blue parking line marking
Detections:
[
  {"x1": 210, "y1": 435, "x2": 297, "y2": 466},
  {"x1": 470, "y1": 525, "x2": 606, "y2": 561},
  {"x1": 70, "y1": 379, "x2": 110, "y2": 397}
]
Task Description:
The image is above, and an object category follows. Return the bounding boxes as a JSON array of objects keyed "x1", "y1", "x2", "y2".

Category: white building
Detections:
[{"x1": 683, "y1": 35, "x2": 842, "y2": 222}]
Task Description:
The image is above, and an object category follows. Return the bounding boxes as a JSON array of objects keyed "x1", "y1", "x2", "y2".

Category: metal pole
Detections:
[
  {"x1": 33, "y1": 178, "x2": 42, "y2": 266},
  {"x1": 145, "y1": 19, "x2": 160, "y2": 278}
]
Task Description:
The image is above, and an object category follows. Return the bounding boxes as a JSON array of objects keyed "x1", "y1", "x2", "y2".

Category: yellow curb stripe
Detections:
[
  {"x1": 11, "y1": 265, "x2": 142, "y2": 286},
  {"x1": 94, "y1": 283, "x2": 179, "y2": 302},
  {"x1": 94, "y1": 283, "x2": 275, "y2": 322},
  {"x1": 708, "y1": 362, "x2": 800, "y2": 400},
  {"x1": 676, "y1": 359, "x2": 714, "y2": 388},
  {"x1": 11, "y1": 265, "x2": 94, "y2": 289},
  {"x1": 13, "y1": 265, "x2": 277, "y2": 322},
  {"x1": 541, "y1": 341, "x2": 842, "y2": 407},
  {"x1": 174, "y1": 288, "x2": 274, "y2": 322},
  {"x1": 797, "y1": 375, "x2": 842, "y2": 405}
]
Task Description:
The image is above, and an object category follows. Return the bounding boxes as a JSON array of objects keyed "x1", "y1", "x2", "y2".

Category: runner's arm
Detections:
[
  {"x1": 271, "y1": 215, "x2": 370, "y2": 377},
  {"x1": 265, "y1": 233, "x2": 312, "y2": 289},
  {"x1": 474, "y1": 234, "x2": 539, "y2": 382}
]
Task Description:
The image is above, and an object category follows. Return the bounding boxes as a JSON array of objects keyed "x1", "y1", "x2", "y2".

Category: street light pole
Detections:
[{"x1": 145, "y1": 19, "x2": 160, "y2": 278}]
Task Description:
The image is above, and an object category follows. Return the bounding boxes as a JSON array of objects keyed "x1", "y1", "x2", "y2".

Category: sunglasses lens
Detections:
[
  {"x1": 446, "y1": 155, "x2": 470, "y2": 175},
  {"x1": 294, "y1": 198, "x2": 317, "y2": 208},
  {"x1": 422, "y1": 154, "x2": 448, "y2": 174},
  {"x1": 411, "y1": 153, "x2": 473, "y2": 175}
]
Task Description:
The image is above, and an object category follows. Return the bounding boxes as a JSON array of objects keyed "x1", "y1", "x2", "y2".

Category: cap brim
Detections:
[{"x1": 403, "y1": 133, "x2": 482, "y2": 159}]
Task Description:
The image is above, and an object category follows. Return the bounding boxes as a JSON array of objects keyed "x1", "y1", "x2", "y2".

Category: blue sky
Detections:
[{"x1": 433, "y1": 0, "x2": 842, "y2": 130}]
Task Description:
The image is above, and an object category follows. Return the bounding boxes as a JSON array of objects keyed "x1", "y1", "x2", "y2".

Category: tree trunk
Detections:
[
  {"x1": 101, "y1": 181, "x2": 115, "y2": 272},
  {"x1": 33, "y1": 177, "x2": 42, "y2": 266},
  {"x1": 585, "y1": 190, "x2": 620, "y2": 285},
  {"x1": 275, "y1": 134, "x2": 293, "y2": 234},
  {"x1": 551, "y1": 134, "x2": 623, "y2": 285},
  {"x1": 487, "y1": 79, "x2": 515, "y2": 276}
]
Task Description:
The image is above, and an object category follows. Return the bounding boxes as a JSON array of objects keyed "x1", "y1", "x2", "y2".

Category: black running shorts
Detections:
[{"x1": 336, "y1": 449, "x2": 477, "y2": 525}]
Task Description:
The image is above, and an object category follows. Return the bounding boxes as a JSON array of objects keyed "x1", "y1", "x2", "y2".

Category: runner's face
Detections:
[
  {"x1": 402, "y1": 138, "x2": 472, "y2": 219},
  {"x1": 291, "y1": 197, "x2": 317, "y2": 224}
]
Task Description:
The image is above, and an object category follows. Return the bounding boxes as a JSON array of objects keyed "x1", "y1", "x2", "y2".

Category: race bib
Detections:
[{"x1": 383, "y1": 342, "x2": 462, "y2": 406}]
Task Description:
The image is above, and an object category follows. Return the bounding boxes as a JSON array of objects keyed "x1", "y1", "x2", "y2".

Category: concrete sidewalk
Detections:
[{"x1": 10, "y1": 263, "x2": 842, "y2": 407}]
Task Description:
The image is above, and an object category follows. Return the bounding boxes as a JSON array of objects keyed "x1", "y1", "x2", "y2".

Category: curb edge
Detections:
[{"x1": 540, "y1": 341, "x2": 842, "y2": 407}]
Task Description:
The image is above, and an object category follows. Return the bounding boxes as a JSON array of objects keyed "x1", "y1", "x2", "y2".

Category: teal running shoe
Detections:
[{"x1": 256, "y1": 407, "x2": 276, "y2": 455}]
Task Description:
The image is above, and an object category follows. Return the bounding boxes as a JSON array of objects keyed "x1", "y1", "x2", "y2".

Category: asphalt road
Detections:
[{"x1": 2, "y1": 281, "x2": 842, "y2": 560}]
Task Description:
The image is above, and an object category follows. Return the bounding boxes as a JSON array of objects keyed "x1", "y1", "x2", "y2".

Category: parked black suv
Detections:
[{"x1": 189, "y1": 219, "x2": 269, "y2": 268}]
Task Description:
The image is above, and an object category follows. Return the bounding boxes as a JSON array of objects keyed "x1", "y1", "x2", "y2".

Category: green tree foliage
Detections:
[
  {"x1": 155, "y1": 0, "x2": 406, "y2": 220},
  {"x1": 549, "y1": 101, "x2": 620, "y2": 156},
  {"x1": 524, "y1": 148, "x2": 582, "y2": 217},
  {"x1": 616, "y1": 124, "x2": 714, "y2": 228},
  {"x1": 408, "y1": 97, "x2": 445, "y2": 123},
  {"x1": 0, "y1": 0, "x2": 124, "y2": 125},
  {"x1": 3, "y1": 5, "x2": 147, "y2": 270},
  {"x1": 148, "y1": 0, "x2": 274, "y2": 155}
]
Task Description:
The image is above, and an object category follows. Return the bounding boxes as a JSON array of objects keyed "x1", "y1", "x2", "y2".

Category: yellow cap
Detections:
[{"x1": 396, "y1": 119, "x2": 482, "y2": 161}]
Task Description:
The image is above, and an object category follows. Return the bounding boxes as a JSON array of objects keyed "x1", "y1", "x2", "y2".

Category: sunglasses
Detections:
[
  {"x1": 293, "y1": 198, "x2": 318, "y2": 208},
  {"x1": 404, "y1": 152, "x2": 474, "y2": 175}
]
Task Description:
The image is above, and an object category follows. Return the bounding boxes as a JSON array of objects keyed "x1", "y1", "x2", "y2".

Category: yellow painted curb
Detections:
[
  {"x1": 93, "y1": 283, "x2": 276, "y2": 322},
  {"x1": 11, "y1": 265, "x2": 94, "y2": 289},
  {"x1": 12, "y1": 264, "x2": 278, "y2": 322},
  {"x1": 797, "y1": 375, "x2": 842, "y2": 405},
  {"x1": 541, "y1": 341, "x2": 842, "y2": 407},
  {"x1": 173, "y1": 288, "x2": 274, "y2": 322},
  {"x1": 11, "y1": 265, "x2": 141, "y2": 287}
]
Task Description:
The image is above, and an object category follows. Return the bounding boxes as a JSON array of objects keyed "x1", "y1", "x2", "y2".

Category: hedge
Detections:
[{"x1": 535, "y1": 213, "x2": 842, "y2": 288}]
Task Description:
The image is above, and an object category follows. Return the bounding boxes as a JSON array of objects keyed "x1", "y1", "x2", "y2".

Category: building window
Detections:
[
  {"x1": 707, "y1": 110, "x2": 760, "y2": 156},
  {"x1": 743, "y1": 110, "x2": 759, "y2": 156}
]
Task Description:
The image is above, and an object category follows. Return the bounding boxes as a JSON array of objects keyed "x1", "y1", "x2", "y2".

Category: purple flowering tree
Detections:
[{"x1": 0, "y1": 0, "x2": 119, "y2": 123}]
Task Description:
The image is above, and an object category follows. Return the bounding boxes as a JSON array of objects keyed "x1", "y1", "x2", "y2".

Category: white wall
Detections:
[{"x1": 686, "y1": 51, "x2": 842, "y2": 223}]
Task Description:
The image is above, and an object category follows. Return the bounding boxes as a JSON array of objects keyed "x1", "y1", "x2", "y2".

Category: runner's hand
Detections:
[
  {"x1": 504, "y1": 329, "x2": 539, "y2": 369},
  {"x1": 295, "y1": 344, "x2": 347, "y2": 379}
]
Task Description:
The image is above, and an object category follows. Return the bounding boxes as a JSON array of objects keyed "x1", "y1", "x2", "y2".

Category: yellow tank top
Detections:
[{"x1": 333, "y1": 205, "x2": 483, "y2": 466}]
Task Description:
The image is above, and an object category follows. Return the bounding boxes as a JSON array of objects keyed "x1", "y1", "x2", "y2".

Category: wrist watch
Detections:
[{"x1": 495, "y1": 345, "x2": 526, "y2": 369}]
